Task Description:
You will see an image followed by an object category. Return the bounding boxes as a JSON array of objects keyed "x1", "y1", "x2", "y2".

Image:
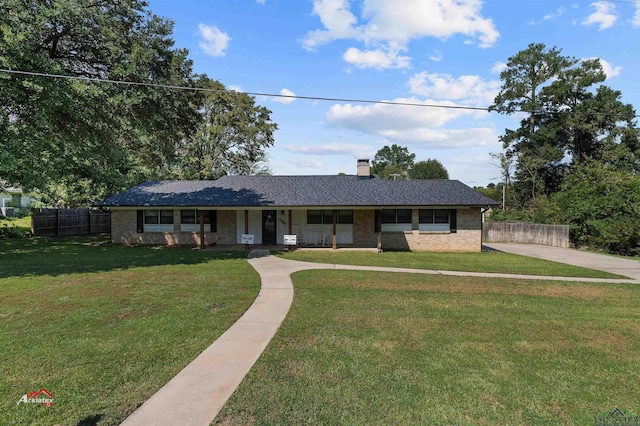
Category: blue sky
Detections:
[{"x1": 147, "y1": 0, "x2": 640, "y2": 186}]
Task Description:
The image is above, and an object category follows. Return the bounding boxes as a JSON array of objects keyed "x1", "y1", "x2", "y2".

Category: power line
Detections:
[
  {"x1": 0, "y1": 68, "x2": 489, "y2": 112},
  {"x1": 1, "y1": 68, "x2": 638, "y2": 118}
]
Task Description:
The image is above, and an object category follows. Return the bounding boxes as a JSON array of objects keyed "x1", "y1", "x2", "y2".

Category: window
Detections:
[
  {"x1": 180, "y1": 210, "x2": 215, "y2": 232},
  {"x1": 306, "y1": 210, "x2": 353, "y2": 224},
  {"x1": 382, "y1": 209, "x2": 411, "y2": 224},
  {"x1": 380, "y1": 209, "x2": 412, "y2": 232},
  {"x1": 181, "y1": 210, "x2": 210, "y2": 224},
  {"x1": 141, "y1": 210, "x2": 174, "y2": 232},
  {"x1": 419, "y1": 209, "x2": 450, "y2": 224},
  {"x1": 419, "y1": 209, "x2": 454, "y2": 232},
  {"x1": 337, "y1": 210, "x2": 353, "y2": 224}
]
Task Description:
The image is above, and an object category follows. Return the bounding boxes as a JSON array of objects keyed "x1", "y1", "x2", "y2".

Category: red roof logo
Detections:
[{"x1": 18, "y1": 388, "x2": 54, "y2": 407}]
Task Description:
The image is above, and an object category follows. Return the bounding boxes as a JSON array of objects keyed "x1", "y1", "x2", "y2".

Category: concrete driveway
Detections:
[{"x1": 484, "y1": 243, "x2": 640, "y2": 280}]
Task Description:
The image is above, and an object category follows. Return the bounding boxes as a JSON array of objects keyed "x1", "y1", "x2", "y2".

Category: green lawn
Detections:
[
  {"x1": 216, "y1": 270, "x2": 640, "y2": 425},
  {"x1": 0, "y1": 215, "x2": 31, "y2": 238},
  {"x1": 0, "y1": 237, "x2": 259, "y2": 426},
  {"x1": 278, "y1": 250, "x2": 623, "y2": 279}
]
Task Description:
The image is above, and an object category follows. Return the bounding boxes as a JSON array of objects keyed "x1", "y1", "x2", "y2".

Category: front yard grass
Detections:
[
  {"x1": 0, "y1": 215, "x2": 31, "y2": 238},
  {"x1": 278, "y1": 250, "x2": 623, "y2": 279},
  {"x1": 217, "y1": 270, "x2": 640, "y2": 425},
  {"x1": 0, "y1": 237, "x2": 260, "y2": 426}
]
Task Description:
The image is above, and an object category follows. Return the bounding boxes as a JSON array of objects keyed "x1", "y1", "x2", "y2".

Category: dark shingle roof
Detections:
[{"x1": 96, "y1": 175, "x2": 498, "y2": 207}]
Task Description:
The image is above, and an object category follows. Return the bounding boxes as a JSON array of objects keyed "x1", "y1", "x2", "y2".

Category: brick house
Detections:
[{"x1": 96, "y1": 160, "x2": 497, "y2": 252}]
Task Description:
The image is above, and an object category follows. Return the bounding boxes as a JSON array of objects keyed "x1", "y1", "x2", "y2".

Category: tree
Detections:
[
  {"x1": 0, "y1": 0, "x2": 202, "y2": 205},
  {"x1": 490, "y1": 43, "x2": 638, "y2": 206},
  {"x1": 474, "y1": 183, "x2": 502, "y2": 203},
  {"x1": 489, "y1": 44, "x2": 573, "y2": 205},
  {"x1": 371, "y1": 144, "x2": 415, "y2": 179},
  {"x1": 175, "y1": 78, "x2": 277, "y2": 180},
  {"x1": 408, "y1": 159, "x2": 449, "y2": 179},
  {"x1": 546, "y1": 159, "x2": 640, "y2": 255}
]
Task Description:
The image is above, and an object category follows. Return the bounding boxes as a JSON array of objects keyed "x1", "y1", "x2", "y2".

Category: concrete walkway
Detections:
[
  {"x1": 121, "y1": 248, "x2": 639, "y2": 426},
  {"x1": 120, "y1": 251, "x2": 333, "y2": 426},
  {"x1": 484, "y1": 243, "x2": 640, "y2": 280}
]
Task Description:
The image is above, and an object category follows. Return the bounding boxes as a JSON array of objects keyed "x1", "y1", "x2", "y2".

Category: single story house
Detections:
[
  {"x1": 96, "y1": 160, "x2": 497, "y2": 252},
  {"x1": 0, "y1": 187, "x2": 39, "y2": 217}
]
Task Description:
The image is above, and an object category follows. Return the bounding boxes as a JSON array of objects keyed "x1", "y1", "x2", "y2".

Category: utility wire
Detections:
[{"x1": 1, "y1": 68, "x2": 638, "y2": 118}]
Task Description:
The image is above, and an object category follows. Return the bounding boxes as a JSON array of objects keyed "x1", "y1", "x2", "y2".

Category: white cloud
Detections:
[
  {"x1": 302, "y1": 0, "x2": 360, "y2": 51},
  {"x1": 272, "y1": 88, "x2": 297, "y2": 104},
  {"x1": 302, "y1": 0, "x2": 499, "y2": 69},
  {"x1": 491, "y1": 62, "x2": 507, "y2": 74},
  {"x1": 429, "y1": 50, "x2": 443, "y2": 62},
  {"x1": 285, "y1": 142, "x2": 375, "y2": 157},
  {"x1": 228, "y1": 85, "x2": 242, "y2": 92},
  {"x1": 325, "y1": 97, "x2": 497, "y2": 148},
  {"x1": 585, "y1": 58, "x2": 622, "y2": 79},
  {"x1": 582, "y1": 2, "x2": 617, "y2": 30},
  {"x1": 529, "y1": 7, "x2": 566, "y2": 25},
  {"x1": 544, "y1": 7, "x2": 566, "y2": 21},
  {"x1": 290, "y1": 158, "x2": 324, "y2": 168},
  {"x1": 634, "y1": 4, "x2": 640, "y2": 26},
  {"x1": 198, "y1": 24, "x2": 231, "y2": 57},
  {"x1": 256, "y1": 0, "x2": 265, "y2": 4},
  {"x1": 408, "y1": 72, "x2": 500, "y2": 106},
  {"x1": 357, "y1": 0, "x2": 499, "y2": 48},
  {"x1": 380, "y1": 127, "x2": 498, "y2": 148},
  {"x1": 327, "y1": 98, "x2": 474, "y2": 132},
  {"x1": 343, "y1": 47, "x2": 411, "y2": 69}
]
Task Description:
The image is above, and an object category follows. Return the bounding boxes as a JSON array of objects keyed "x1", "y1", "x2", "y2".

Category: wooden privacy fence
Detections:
[
  {"x1": 483, "y1": 221, "x2": 570, "y2": 248},
  {"x1": 31, "y1": 208, "x2": 111, "y2": 237}
]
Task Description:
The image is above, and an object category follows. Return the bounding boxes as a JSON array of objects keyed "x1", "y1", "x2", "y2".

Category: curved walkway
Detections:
[{"x1": 121, "y1": 249, "x2": 638, "y2": 426}]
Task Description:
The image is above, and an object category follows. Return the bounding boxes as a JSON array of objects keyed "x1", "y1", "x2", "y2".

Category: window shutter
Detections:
[
  {"x1": 374, "y1": 210, "x2": 381, "y2": 233},
  {"x1": 210, "y1": 210, "x2": 217, "y2": 233},
  {"x1": 449, "y1": 209, "x2": 457, "y2": 233},
  {"x1": 136, "y1": 210, "x2": 144, "y2": 233}
]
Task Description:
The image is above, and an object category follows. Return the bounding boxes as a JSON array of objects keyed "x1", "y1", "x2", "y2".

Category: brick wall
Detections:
[
  {"x1": 353, "y1": 208, "x2": 482, "y2": 252},
  {"x1": 111, "y1": 207, "x2": 482, "y2": 251},
  {"x1": 353, "y1": 209, "x2": 377, "y2": 246},
  {"x1": 111, "y1": 209, "x2": 229, "y2": 246}
]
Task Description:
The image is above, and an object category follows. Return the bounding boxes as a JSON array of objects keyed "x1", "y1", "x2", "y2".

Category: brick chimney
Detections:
[{"x1": 357, "y1": 159, "x2": 371, "y2": 178}]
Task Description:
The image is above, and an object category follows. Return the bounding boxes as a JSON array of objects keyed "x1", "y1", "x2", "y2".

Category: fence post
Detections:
[
  {"x1": 55, "y1": 209, "x2": 60, "y2": 237},
  {"x1": 88, "y1": 210, "x2": 92, "y2": 234}
]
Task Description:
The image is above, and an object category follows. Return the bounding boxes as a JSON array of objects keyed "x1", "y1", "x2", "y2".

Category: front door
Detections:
[{"x1": 262, "y1": 210, "x2": 277, "y2": 245}]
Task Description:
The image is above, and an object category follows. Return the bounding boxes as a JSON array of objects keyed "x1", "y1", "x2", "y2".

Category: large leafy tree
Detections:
[
  {"x1": 371, "y1": 144, "x2": 415, "y2": 179},
  {"x1": 408, "y1": 159, "x2": 449, "y2": 180},
  {"x1": 490, "y1": 43, "x2": 638, "y2": 206},
  {"x1": 175, "y1": 78, "x2": 277, "y2": 180},
  {"x1": 0, "y1": 0, "x2": 202, "y2": 205}
]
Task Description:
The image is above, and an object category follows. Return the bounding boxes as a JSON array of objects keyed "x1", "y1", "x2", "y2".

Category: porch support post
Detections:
[
  {"x1": 244, "y1": 210, "x2": 250, "y2": 249},
  {"x1": 332, "y1": 209, "x2": 337, "y2": 250},
  {"x1": 288, "y1": 210, "x2": 292, "y2": 234},
  {"x1": 199, "y1": 210, "x2": 205, "y2": 250},
  {"x1": 377, "y1": 208, "x2": 382, "y2": 253}
]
